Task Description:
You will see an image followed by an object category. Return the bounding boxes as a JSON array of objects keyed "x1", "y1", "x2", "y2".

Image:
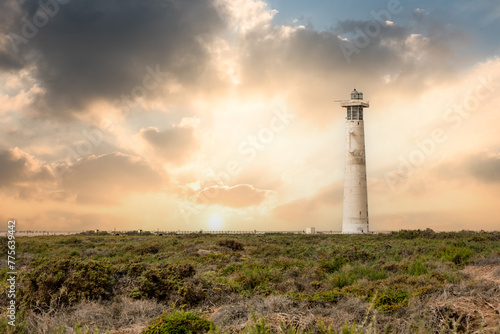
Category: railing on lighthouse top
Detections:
[
  {"x1": 351, "y1": 88, "x2": 363, "y2": 100},
  {"x1": 338, "y1": 89, "x2": 370, "y2": 108},
  {"x1": 336, "y1": 89, "x2": 370, "y2": 121}
]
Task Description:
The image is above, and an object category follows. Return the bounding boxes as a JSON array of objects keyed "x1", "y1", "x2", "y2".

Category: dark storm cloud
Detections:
[
  {"x1": 140, "y1": 125, "x2": 199, "y2": 164},
  {"x1": 1, "y1": 0, "x2": 225, "y2": 118},
  {"x1": 0, "y1": 0, "x2": 24, "y2": 70},
  {"x1": 0, "y1": 51, "x2": 24, "y2": 71}
]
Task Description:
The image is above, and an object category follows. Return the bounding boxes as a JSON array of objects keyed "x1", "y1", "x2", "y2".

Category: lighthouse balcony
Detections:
[{"x1": 340, "y1": 100, "x2": 370, "y2": 108}]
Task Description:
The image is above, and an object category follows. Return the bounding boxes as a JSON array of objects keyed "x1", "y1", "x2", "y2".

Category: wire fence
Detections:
[{"x1": 4, "y1": 230, "x2": 395, "y2": 237}]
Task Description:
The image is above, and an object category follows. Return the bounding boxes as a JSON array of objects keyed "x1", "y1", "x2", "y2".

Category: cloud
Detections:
[
  {"x1": 0, "y1": 0, "x2": 470, "y2": 124},
  {"x1": 431, "y1": 151, "x2": 500, "y2": 185},
  {"x1": 0, "y1": 0, "x2": 24, "y2": 71},
  {"x1": 273, "y1": 182, "x2": 343, "y2": 223},
  {"x1": 0, "y1": 147, "x2": 53, "y2": 186},
  {"x1": 61, "y1": 152, "x2": 164, "y2": 204},
  {"x1": 140, "y1": 121, "x2": 199, "y2": 165},
  {"x1": 1, "y1": 0, "x2": 225, "y2": 118},
  {"x1": 466, "y1": 152, "x2": 500, "y2": 183},
  {"x1": 196, "y1": 184, "x2": 271, "y2": 208},
  {"x1": 232, "y1": 16, "x2": 470, "y2": 125}
]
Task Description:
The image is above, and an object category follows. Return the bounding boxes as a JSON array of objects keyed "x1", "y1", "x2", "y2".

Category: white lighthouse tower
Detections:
[{"x1": 339, "y1": 89, "x2": 370, "y2": 234}]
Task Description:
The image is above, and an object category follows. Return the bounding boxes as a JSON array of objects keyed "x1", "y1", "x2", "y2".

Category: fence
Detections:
[{"x1": 3, "y1": 230, "x2": 396, "y2": 237}]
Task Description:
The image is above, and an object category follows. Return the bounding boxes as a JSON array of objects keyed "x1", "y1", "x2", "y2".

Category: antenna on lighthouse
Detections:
[{"x1": 337, "y1": 88, "x2": 370, "y2": 234}]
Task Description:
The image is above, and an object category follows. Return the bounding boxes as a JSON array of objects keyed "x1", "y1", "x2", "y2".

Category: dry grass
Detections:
[{"x1": 25, "y1": 296, "x2": 164, "y2": 333}]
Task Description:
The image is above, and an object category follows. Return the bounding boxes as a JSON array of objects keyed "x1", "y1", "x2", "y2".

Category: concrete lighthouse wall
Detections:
[{"x1": 342, "y1": 119, "x2": 369, "y2": 234}]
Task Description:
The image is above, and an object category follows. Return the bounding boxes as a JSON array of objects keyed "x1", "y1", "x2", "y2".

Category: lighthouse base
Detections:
[{"x1": 342, "y1": 219, "x2": 369, "y2": 234}]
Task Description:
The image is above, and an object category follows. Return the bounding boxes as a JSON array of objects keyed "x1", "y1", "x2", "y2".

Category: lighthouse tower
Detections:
[{"x1": 339, "y1": 89, "x2": 370, "y2": 234}]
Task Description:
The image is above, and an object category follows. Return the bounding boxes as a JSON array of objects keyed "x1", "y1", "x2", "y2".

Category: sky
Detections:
[{"x1": 0, "y1": 0, "x2": 499, "y2": 232}]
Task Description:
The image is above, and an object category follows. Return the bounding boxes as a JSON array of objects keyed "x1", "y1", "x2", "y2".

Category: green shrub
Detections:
[
  {"x1": 331, "y1": 271, "x2": 357, "y2": 289},
  {"x1": 144, "y1": 309, "x2": 212, "y2": 334},
  {"x1": 407, "y1": 259, "x2": 428, "y2": 276},
  {"x1": 130, "y1": 268, "x2": 180, "y2": 300},
  {"x1": 243, "y1": 312, "x2": 272, "y2": 334},
  {"x1": 218, "y1": 239, "x2": 244, "y2": 251},
  {"x1": 127, "y1": 262, "x2": 148, "y2": 276},
  {"x1": 308, "y1": 290, "x2": 342, "y2": 303},
  {"x1": 234, "y1": 266, "x2": 275, "y2": 292},
  {"x1": 318, "y1": 257, "x2": 345, "y2": 274},
  {"x1": 70, "y1": 250, "x2": 80, "y2": 257},
  {"x1": 440, "y1": 247, "x2": 473, "y2": 266},
  {"x1": 441, "y1": 271, "x2": 462, "y2": 284},
  {"x1": 177, "y1": 280, "x2": 206, "y2": 305},
  {"x1": 392, "y1": 229, "x2": 435, "y2": 240},
  {"x1": 129, "y1": 263, "x2": 195, "y2": 300},
  {"x1": 133, "y1": 243, "x2": 162, "y2": 255},
  {"x1": 355, "y1": 267, "x2": 387, "y2": 281},
  {"x1": 22, "y1": 258, "x2": 115, "y2": 309},
  {"x1": 374, "y1": 288, "x2": 410, "y2": 313},
  {"x1": 59, "y1": 236, "x2": 83, "y2": 245},
  {"x1": 343, "y1": 248, "x2": 375, "y2": 263}
]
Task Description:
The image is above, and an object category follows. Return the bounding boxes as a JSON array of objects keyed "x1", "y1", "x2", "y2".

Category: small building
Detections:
[{"x1": 305, "y1": 227, "x2": 316, "y2": 235}]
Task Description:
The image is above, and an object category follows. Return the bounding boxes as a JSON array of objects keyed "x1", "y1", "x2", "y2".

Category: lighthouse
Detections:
[{"x1": 339, "y1": 89, "x2": 370, "y2": 234}]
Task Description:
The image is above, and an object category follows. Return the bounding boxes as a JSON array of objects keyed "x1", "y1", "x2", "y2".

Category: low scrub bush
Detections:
[
  {"x1": 144, "y1": 309, "x2": 212, "y2": 334},
  {"x1": 318, "y1": 257, "x2": 345, "y2": 274},
  {"x1": 406, "y1": 259, "x2": 428, "y2": 276},
  {"x1": 373, "y1": 288, "x2": 410, "y2": 313},
  {"x1": 133, "y1": 243, "x2": 162, "y2": 255},
  {"x1": 22, "y1": 258, "x2": 115, "y2": 310},
  {"x1": 218, "y1": 239, "x2": 244, "y2": 251},
  {"x1": 439, "y1": 246, "x2": 473, "y2": 266},
  {"x1": 129, "y1": 263, "x2": 194, "y2": 301},
  {"x1": 234, "y1": 266, "x2": 276, "y2": 293},
  {"x1": 331, "y1": 271, "x2": 357, "y2": 289}
]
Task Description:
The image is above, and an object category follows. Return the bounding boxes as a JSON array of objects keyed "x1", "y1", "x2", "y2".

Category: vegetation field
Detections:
[{"x1": 1, "y1": 230, "x2": 499, "y2": 333}]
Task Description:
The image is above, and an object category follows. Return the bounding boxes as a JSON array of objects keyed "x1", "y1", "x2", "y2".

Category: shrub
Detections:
[
  {"x1": 373, "y1": 288, "x2": 410, "y2": 313},
  {"x1": 130, "y1": 268, "x2": 180, "y2": 300},
  {"x1": 64, "y1": 260, "x2": 115, "y2": 304},
  {"x1": 22, "y1": 258, "x2": 115, "y2": 309},
  {"x1": 59, "y1": 236, "x2": 83, "y2": 245},
  {"x1": 407, "y1": 259, "x2": 428, "y2": 276},
  {"x1": 129, "y1": 263, "x2": 195, "y2": 300},
  {"x1": 177, "y1": 263, "x2": 196, "y2": 278},
  {"x1": 133, "y1": 243, "x2": 161, "y2": 255},
  {"x1": 234, "y1": 267, "x2": 273, "y2": 292},
  {"x1": 343, "y1": 248, "x2": 375, "y2": 262},
  {"x1": 318, "y1": 257, "x2": 345, "y2": 274},
  {"x1": 440, "y1": 247, "x2": 473, "y2": 266},
  {"x1": 355, "y1": 267, "x2": 388, "y2": 281},
  {"x1": 144, "y1": 309, "x2": 212, "y2": 334},
  {"x1": 177, "y1": 280, "x2": 206, "y2": 305},
  {"x1": 392, "y1": 229, "x2": 435, "y2": 240},
  {"x1": 218, "y1": 239, "x2": 244, "y2": 251},
  {"x1": 331, "y1": 271, "x2": 357, "y2": 289}
]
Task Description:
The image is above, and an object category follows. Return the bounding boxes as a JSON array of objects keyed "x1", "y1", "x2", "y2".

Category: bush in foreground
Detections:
[{"x1": 144, "y1": 310, "x2": 213, "y2": 334}]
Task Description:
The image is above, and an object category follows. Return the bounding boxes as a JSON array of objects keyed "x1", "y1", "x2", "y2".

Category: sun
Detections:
[{"x1": 207, "y1": 213, "x2": 224, "y2": 230}]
